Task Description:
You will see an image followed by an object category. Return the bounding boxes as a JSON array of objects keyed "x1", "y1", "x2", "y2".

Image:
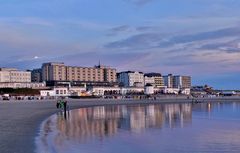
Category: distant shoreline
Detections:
[
  {"x1": 0, "y1": 97, "x2": 240, "y2": 153},
  {"x1": 1, "y1": 95, "x2": 240, "y2": 102}
]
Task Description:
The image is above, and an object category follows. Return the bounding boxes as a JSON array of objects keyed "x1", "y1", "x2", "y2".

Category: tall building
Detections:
[
  {"x1": 144, "y1": 73, "x2": 164, "y2": 87},
  {"x1": 118, "y1": 71, "x2": 144, "y2": 87},
  {"x1": 164, "y1": 74, "x2": 191, "y2": 89},
  {"x1": 41, "y1": 62, "x2": 116, "y2": 83},
  {"x1": 173, "y1": 76, "x2": 191, "y2": 88},
  {"x1": 0, "y1": 68, "x2": 31, "y2": 83},
  {"x1": 163, "y1": 74, "x2": 174, "y2": 88},
  {"x1": 42, "y1": 62, "x2": 66, "y2": 81}
]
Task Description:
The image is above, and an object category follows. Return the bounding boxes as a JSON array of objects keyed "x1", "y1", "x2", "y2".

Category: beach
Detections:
[{"x1": 1, "y1": 97, "x2": 240, "y2": 153}]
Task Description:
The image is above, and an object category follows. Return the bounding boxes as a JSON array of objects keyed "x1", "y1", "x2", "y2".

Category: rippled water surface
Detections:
[{"x1": 36, "y1": 102, "x2": 240, "y2": 153}]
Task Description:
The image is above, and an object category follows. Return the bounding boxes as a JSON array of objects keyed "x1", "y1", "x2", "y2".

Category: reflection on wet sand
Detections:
[
  {"x1": 37, "y1": 102, "x2": 240, "y2": 153},
  {"x1": 62, "y1": 104, "x2": 192, "y2": 138},
  {"x1": 37, "y1": 103, "x2": 192, "y2": 151}
]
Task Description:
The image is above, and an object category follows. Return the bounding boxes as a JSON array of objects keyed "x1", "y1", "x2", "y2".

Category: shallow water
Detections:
[{"x1": 36, "y1": 102, "x2": 240, "y2": 153}]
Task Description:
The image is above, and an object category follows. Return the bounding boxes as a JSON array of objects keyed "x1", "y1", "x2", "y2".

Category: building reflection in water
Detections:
[
  {"x1": 39, "y1": 103, "x2": 195, "y2": 148},
  {"x1": 36, "y1": 102, "x2": 240, "y2": 153}
]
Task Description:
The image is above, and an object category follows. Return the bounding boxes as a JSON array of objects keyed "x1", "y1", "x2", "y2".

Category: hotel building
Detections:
[
  {"x1": 0, "y1": 68, "x2": 45, "y2": 89},
  {"x1": 41, "y1": 62, "x2": 117, "y2": 83},
  {"x1": 117, "y1": 71, "x2": 144, "y2": 87},
  {"x1": 0, "y1": 68, "x2": 31, "y2": 83}
]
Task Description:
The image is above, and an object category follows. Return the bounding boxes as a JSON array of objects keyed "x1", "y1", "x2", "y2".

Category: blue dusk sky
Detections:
[{"x1": 0, "y1": 0, "x2": 239, "y2": 89}]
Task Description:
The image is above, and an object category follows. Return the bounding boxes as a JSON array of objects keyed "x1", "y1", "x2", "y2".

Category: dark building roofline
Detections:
[
  {"x1": 118, "y1": 71, "x2": 144, "y2": 74},
  {"x1": 144, "y1": 73, "x2": 162, "y2": 77}
]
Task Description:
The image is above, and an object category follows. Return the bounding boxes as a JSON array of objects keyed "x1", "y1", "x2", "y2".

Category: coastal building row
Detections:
[
  {"x1": 117, "y1": 71, "x2": 191, "y2": 89},
  {"x1": 0, "y1": 62, "x2": 191, "y2": 96},
  {"x1": 32, "y1": 63, "x2": 191, "y2": 90},
  {"x1": 40, "y1": 86, "x2": 191, "y2": 97}
]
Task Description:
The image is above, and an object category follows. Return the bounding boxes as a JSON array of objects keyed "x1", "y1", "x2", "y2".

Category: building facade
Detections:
[
  {"x1": 40, "y1": 87, "x2": 69, "y2": 97},
  {"x1": 118, "y1": 71, "x2": 144, "y2": 87},
  {"x1": 144, "y1": 73, "x2": 164, "y2": 87},
  {"x1": 90, "y1": 86, "x2": 145, "y2": 96},
  {"x1": 41, "y1": 62, "x2": 117, "y2": 83},
  {"x1": 0, "y1": 68, "x2": 31, "y2": 83},
  {"x1": 144, "y1": 76, "x2": 155, "y2": 86},
  {"x1": 163, "y1": 74, "x2": 174, "y2": 88},
  {"x1": 0, "y1": 82, "x2": 46, "y2": 89},
  {"x1": 42, "y1": 62, "x2": 66, "y2": 81},
  {"x1": 31, "y1": 68, "x2": 42, "y2": 82},
  {"x1": 163, "y1": 74, "x2": 191, "y2": 89},
  {"x1": 173, "y1": 76, "x2": 191, "y2": 89}
]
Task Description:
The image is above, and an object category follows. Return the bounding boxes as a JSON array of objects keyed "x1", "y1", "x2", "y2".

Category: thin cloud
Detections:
[
  {"x1": 107, "y1": 25, "x2": 132, "y2": 36},
  {"x1": 105, "y1": 33, "x2": 163, "y2": 49},
  {"x1": 160, "y1": 27, "x2": 240, "y2": 46},
  {"x1": 104, "y1": 25, "x2": 240, "y2": 76},
  {"x1": 136, "y1": 26, "x2": 156, "y2": 32},
  {"x1": 199, "y1": 39, "x2": 240, "y2": 53},
  {"x1": 111, "y1": 25, "x2": 131, "y2": 32},
  {"x1": 0, "y1": 17, "x2": 54, "y2": 27},
  {"x1": 123, "y1": 0, "x2": 154, "y2": 6},
  {"x1": 105, "y1": 26, "x2": 240, "y2": 50},
  {"x1": 63, "y1": 19, "x2": 111, "y2": 31},
  {"x1": 54, "y1": 51, "x2": 152, "y2": 71}
]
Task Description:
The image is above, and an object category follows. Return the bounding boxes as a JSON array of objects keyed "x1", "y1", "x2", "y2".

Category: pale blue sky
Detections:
[{"x1": 0, "y1": 0, "x2": 240, "y2": 89}]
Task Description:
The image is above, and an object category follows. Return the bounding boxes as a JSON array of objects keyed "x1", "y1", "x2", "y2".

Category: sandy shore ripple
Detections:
[{"x1": 1, "y1": 97, "x2": 240, "y2": 153}]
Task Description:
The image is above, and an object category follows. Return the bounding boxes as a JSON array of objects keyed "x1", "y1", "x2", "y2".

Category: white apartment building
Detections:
[
  {"x1": 0, "y1": 68, "x2": 31, "y2": 83},
  {"x1": 144, "y1": 73, "x2": 164, "y2": 87},
  {"x1": 144, "y1": 76, "x2": 155, "y2": 86},
  {"x1": 118, "y1": 71, "x2": 144, "y2": 87}
]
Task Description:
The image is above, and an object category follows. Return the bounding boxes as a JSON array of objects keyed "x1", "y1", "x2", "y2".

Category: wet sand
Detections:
[{"x1": 0, "y1": 97, "x2": 240, "y2": 153}]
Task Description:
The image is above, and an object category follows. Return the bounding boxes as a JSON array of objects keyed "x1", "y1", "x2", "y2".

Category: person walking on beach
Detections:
[
  {"x1": 56, "y1": 97, "x2": 65, "y2": 109},
  {"x1": 63, "y1": 99, "x2": 68, "y2": 113},
  {"x1": 56, "y1": 99, "x2": 60, "y2": 108}
]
